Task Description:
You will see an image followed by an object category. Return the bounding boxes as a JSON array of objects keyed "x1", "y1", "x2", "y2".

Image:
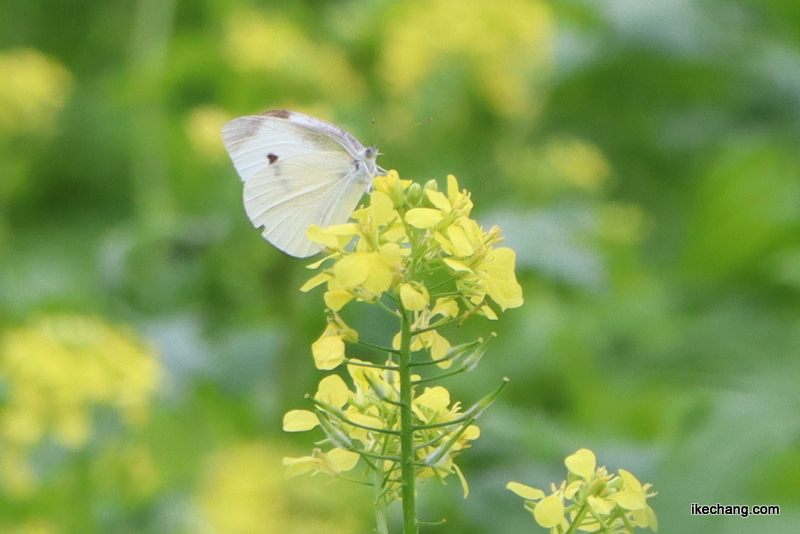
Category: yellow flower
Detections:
[
  {"x1": 306, "y1": 223, "x2": 358, "y2": 253},
  {"x1": 334, "y1": 251, "x2": 393, "y2": 294},
  {"x1": 282, "y1": 410, "x2": 320, "y2": 432},
  {"x1": 0, "y1": 315, "x2": 160, "y2": 496},
  {"x1": 372, "y1": 169, "x2": 412, "y2": 207},
  {"x1": 446, "y1": 245, "x2": 524, "y2": 312},
  {"x1": 311, "y1": 327, "x2": 346, "y2": 371},
  {"x1": 565, "y1": 448, "x2": 596, "y2": 481},
  {"x1": 0, "y1": 48, "x2": 73, "y2": 134},
  {"x1": 223, "y1": 9, "x2": 364, "y2": 102},
  {"x1": 506, "y1": 481, "x2": 545, "y2": 500},
  {"x1": 406, "y1": 175, "x2": 473, "y2": 231},
  {"x1": 293, "y1": 170, "x2": 523, "y2": 511},
  {"x1": 0, "y1": 315, "x2": 159, "y2": 449},
  {"x1": 381, "y1": 0, "x2": 553, "y2": 117},
  {"x1": 185, "y1": 105, "x2": 231, "y2": 159},
  {"x1": 534, "y1": 493, "x2": 565, "y2": 529},
  {"x1": 475, "y1": 247, "x2": 524, "y2": 310},
  {"x1": 283, "y1": 367, "x2": 479, "y2": 503},
  {"x1": 609, "y1": 469, "x2": 647, "y2": 511},
  {"x1": 508, "y1": 449, "x2": 658, "y2": 533},
  {"x1": 200, "y1": 442, "x2": 367, "y2": 534},
  {"x1": 392, "y1": 325, "x2": 452, "y2": 368},
  {"x1": 399, "y1": 282, "x2": 430, "y2": 311},
  {"x1": 314, "y1": 374, "x2": 351, "y2": 408},
  {"x1": 283, "y1": 448, "x2": 360, "y2": 478}
]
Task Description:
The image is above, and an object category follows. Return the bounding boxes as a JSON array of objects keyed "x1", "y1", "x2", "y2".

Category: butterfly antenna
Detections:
[{"x1": 373, "y1": 116, "x2": 434, "y2": 149}]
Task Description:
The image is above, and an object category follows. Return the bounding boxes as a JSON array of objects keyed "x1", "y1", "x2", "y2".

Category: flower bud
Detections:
[{"x1": 406, "y1": 182, "x2": 423, "y2": 205}]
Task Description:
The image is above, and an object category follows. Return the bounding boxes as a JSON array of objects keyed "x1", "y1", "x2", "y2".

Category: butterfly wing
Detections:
[
  {"x1": 221, "y1": 110, "x2": 365, "y2": 183},
  {"x1": 244, "y1": 151, "x2": 371, "y2": 257},
  {"x1": 222, "y1": 111, "x2": 373, "y2": 257}
]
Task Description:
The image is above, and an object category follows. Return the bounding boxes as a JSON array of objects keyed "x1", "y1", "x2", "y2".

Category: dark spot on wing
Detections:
[
  {"x1": 267, "y1": 153, "x2": 278, "y2": 164},
  {"x1": 263, "y1": 109, "x2": 291, "y2": 119}
]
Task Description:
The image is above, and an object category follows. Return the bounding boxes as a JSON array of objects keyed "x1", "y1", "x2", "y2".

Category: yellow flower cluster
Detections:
[
  {"x1": 199, "y1": 443, "x2": 366, "y2": 534},
  {"x1": 283, "y1": 361, "x2": 480, "y2": 501},
  {"x1": 507, "y1": 449, "x2": 658, "y2": 533},
  {"x1": 287, "y1": 170, "x2": 520, "y2": 517},
  {"x1": 0, "y1": 315, "x2": 160, "y2": 495},
  {"x1": 301, "y1": 171, "x2": 522, "y2": 370},
  {"x1": 223, "y1": 9, "x2": 364, "y2": 103},
  {"x1": 381, "y1": 0, "x2": 553, "y2": 117},
  {"x1": 0, "y1": 48, "x2": 72, "y2": 134}
]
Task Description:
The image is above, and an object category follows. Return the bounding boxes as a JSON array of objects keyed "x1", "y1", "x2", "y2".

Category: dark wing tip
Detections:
[{"x1": 262, "y1": 109, "x2": 292, "y2": 119}]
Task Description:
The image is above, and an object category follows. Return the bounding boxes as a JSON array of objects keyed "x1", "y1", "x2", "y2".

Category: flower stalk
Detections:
[
  {"x1": 398, "y1": 305, "x2": 418, "y2": 534},
  {"x1": 281, "y1": 171, "x2": 523, "y2": 533}
]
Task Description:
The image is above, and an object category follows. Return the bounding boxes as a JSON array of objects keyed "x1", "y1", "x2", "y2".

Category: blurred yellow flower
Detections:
[
  {"x1": 224, "y1": 9, "x2": 364, "y2": 103},
  {"x1": 495, "y1": 137, "x2": 612, "y2": 198},
  {"x1": 381, "y1": 0, "x2": 553, "y2": 117},
  {"x1": 0, "y1": 518, "x2": 57, "y2": 534},
  {"x1": 283, "y1": 447, "x2": 361, "y2": 478},
  {"x1": 600, "y1": 202, "x2": 647, "y2": 244},
  {"x1": 91, "y1": 442, "x2": 160, "y2": 499},
  {"x1": 185, "y1": 105, "x2": 231, "y2": 159},
  {"x1": 0, "y1": 315, "x2": 160, "y2": 495},
  {"x1": 0, "y1": 49, "x2": 72, "y2": 134},
  {"x1": 200, "y1": 443, "x2": 366, "y2": 534},
  {"x1": 545, "y1": 137, "x2": 611, "y2": 192}
]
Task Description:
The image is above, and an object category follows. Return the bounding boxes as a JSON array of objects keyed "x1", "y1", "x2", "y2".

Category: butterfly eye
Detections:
[{"x1": 364, "y1": 147, "x2": 376, "y2": 159}]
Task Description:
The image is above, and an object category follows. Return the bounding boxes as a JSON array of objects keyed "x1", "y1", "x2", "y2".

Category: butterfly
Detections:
[{"x1": 222, "y1": 109, "x2": 384, "y2": 257}]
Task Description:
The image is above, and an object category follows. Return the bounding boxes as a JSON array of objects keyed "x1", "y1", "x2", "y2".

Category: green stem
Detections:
[
  {"x1": 399, "y1": 304, "x2": 418, "y2": 534},
  {"x1": 353, "y1": 339, "x2": 401, "y2": 354},
  {"x1": 412, "y1": 316, "x2": 461, "y2": 335},
  {"x1": 564, "y1": 502, "x2": 590, "y2": 534},
  {"x1": 374, "y1": 467, "x2": 390, "y2": 534}
]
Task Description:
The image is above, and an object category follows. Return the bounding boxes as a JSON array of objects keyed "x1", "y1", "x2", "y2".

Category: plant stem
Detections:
[
  {"x1": 398, "y1": 304, "x2": 418, "y2": 534},
  {"x1": 374, "y1": 467, "x2": 390, "y2": 534},
  {"x1": 564, "y1": 502, "x2": 590, "y2": 534}
]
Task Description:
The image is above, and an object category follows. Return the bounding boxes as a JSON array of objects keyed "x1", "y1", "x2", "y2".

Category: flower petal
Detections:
[
  {"x1": 312, "y1": 332, "x2": 345, "y2": 370},
  {"x1": 283, "y1": 409, "x2": 319, "y2": 432},
  {"x1": 414, "y1": 386, "x2": 450, "y2": 410},
  {"x1": 425, "y1": 189, "x2": 451, "y2": 212},
  {"x1": 324, "y1": 290, "x2": 354, "y2": 311},
  {"x1": 400, "y1": 283, "x2": 429, "y2": 311},
  {"x1": 565, "y1": 448, "x2": 596, "y2": 480},
  {"x1": 406, "y1": 208, "x2": 444, "y2": 229},
  {"x1": 370, "y1": 191, "x2": 396, "y2": 226},
  {"x1": 506, "y1": 481, "x2": 545, "y2": 501},
  {"x1": 533, "y1": 494, "x2": 565, "y2": 528},
  {"x1": 315, "y1": 374, "x2": 350, "y2": 408},
  {"x1": 334, "y1": 253, "x2": 370, "y2": 288},
  {"x1": 300, "y1": 272, "x2": 332, "y2": 292},
  {"x1": 326, "y1": 448, "x2": 360, "y2": 472}
]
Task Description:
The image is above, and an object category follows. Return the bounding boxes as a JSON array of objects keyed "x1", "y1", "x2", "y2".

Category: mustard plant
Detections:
[
  {"x1": 282, "y1": 171, "x2": 523, "y2": 534},
  {"x1": 507, "y1": 449, "x2": 658, "y2": 533}
]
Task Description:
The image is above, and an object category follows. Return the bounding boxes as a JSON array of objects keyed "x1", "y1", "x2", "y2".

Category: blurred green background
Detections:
[{"x1": 1, "y1": 0, "x2": 800, "y2": 532}]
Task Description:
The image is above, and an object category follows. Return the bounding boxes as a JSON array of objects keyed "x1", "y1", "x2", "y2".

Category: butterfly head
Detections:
[
  {"x1": 363, "y1": 146, "x2": 379, "y2": 160},
  {"x1": 358, "y1": 146, "x2": 383, "y2": 178}
]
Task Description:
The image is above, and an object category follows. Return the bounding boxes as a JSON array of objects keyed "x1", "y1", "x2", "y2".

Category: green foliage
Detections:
[{"x1": 1, "y1": 0, "x2": 799, "y2": 532}]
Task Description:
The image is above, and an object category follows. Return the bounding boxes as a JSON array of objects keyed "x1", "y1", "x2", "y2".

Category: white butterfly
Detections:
[{"x1": 222, "y1": 109, "x2": 384, "y2": 258}]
